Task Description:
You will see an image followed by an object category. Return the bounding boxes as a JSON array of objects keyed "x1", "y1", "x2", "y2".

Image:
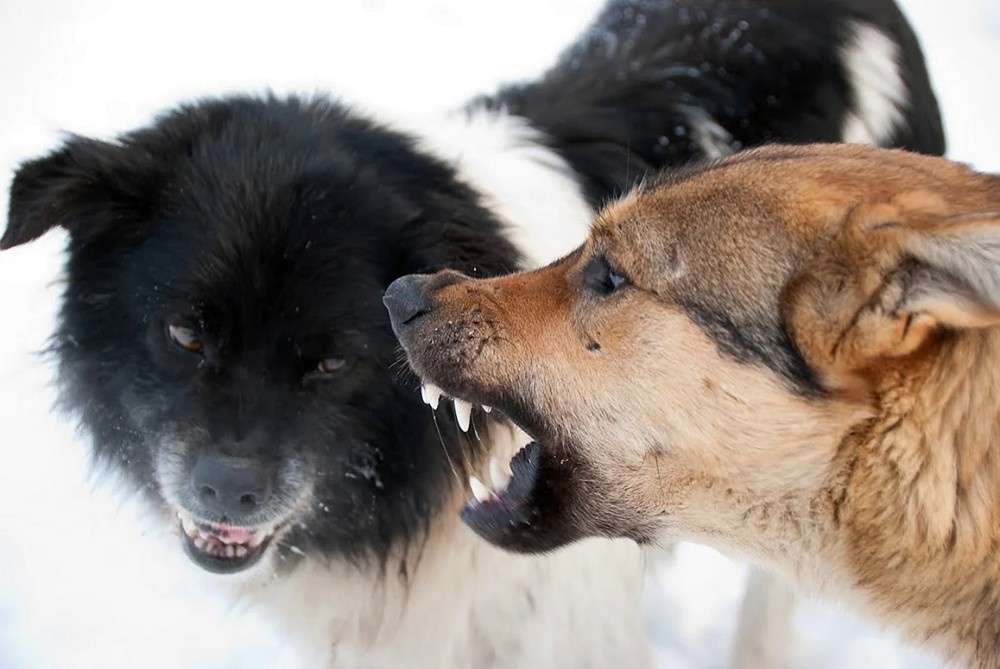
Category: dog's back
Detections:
[{"x1": 479, "y1": 0, "x2": 944, "y2": 207}]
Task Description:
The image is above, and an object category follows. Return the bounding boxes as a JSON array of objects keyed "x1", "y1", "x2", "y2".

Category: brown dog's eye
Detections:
[
  {"x1": 583, "y1": 255, "x2": 629, "y2": 295},
  {"x1": 317, "y1": 357, "x2": 348, "y2": 374},
  {"x1": 167, "y1": 324, "x2": 204, "y2": 353}
]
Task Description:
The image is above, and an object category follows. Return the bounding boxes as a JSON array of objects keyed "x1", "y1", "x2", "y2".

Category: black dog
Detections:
[{"x1": 2, "y1": 0, "x2": 943, "y2": 666}]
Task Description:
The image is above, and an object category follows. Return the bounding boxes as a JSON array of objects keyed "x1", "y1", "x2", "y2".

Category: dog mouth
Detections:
[
  {"x1": 421, "y1": 380, "x2": 659, "y2": 551},
  {"x1": 177, "y1": 510, "x2": 282, "y2": 574},
  {"x1": 463, "y1": 441, "x2": 546, "y2": 542},
  {"x1": 418, "y1": 382, "x2": 552, "y2": 546}
]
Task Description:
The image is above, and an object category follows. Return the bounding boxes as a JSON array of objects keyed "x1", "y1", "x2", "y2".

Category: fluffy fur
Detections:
[
  {"x1": 3, "y1": 0, "x2": 945, "y2": 665},
  {"x1": 388, "y1": 144, "x2": 1000, "y2": 667}
]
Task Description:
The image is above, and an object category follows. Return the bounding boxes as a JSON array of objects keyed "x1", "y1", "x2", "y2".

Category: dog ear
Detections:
[
  {"x1": 786, "y1": 199, "x2": 1000, "y2": 391},
  {"x1": 2, "y1": 136, "x2": 154, "y2": 250}
]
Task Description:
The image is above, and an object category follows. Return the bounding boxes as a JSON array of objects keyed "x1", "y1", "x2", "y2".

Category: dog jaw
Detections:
[{"x1": 152, "y1": 434, "x2": 312, "y2": 576}]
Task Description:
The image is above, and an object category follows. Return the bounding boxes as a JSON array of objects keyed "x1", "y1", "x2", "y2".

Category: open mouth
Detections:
[
  {"x1": 418, "y1": 381, "x2": 590, "y2": 553},
  {"x1": 418, "y1": 382, "x2": 545, "y2": 540},
  {"x1": 463, "y1": 441, "x2": 544, "y2": 540},
  {"x1": 177, "y1": 510, "x2": 281, "y2": 574}
]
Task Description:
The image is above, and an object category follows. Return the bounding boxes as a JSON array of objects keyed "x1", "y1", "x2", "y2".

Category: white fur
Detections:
[
  {"x1": 234, "y1": 495, "x2": 647, "y2": 667},
  {"x1": 677, "y1": 103, "x2": 736, "y2": 159},
  {"x1": 840, "y1": 21, "x2": 909, "y2": 146},
  {"x1": 388, "y1": 106, "x2": 596, "y2": 268}
]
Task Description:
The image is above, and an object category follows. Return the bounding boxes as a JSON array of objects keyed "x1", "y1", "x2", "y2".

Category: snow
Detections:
[{"x1": 0, "y1": 0, "x2": 996, "y2": 667}]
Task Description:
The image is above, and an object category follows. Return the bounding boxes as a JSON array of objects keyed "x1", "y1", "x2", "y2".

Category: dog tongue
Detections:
[{"x1": 215, "y1": 525, "x2": 251, "y2": 545}]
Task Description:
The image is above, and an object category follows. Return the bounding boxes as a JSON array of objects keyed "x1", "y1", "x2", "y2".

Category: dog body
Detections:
[
  {"x1": 388, "y1": 144, "x2": 1000, "y2": 667},
  {"x1": 3, "y1": 0, "x2": 945, "y2": 666}
]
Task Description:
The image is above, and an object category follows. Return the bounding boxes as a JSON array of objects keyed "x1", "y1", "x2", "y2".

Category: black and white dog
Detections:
[{"x1": 1, "y1": 0, "x2": 943, "y2": 666}]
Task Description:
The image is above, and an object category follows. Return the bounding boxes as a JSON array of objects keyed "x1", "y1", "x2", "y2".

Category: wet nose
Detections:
[
  {"x1": 383, "y1": 274, "x2": 432, "y2": 337},
  {"x1": 190, "y1": 453, "x2": 273, "y2": 520}
]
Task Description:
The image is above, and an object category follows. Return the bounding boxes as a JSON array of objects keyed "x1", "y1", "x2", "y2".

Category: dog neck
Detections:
[
  {"x1": 656, "y1": 330, "x2": 1000, "y2": 665},
  {"x1": 376, "y1": 105, "x2": 595, "y2": 269},
  {"x1": 829, "y1": 328, "x2": 1000, "y2": 667}
]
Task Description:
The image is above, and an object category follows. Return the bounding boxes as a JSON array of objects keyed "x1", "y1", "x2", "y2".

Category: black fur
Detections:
[
  {"x1": 478, "y1": 0, "x2": 945, "y2": 208},
  {"x1": 4, "y1": 96, "x2": 520, "y2": 564},
  {"x1": 2, "y1": 0, "x2": 945, "y2": 572}
]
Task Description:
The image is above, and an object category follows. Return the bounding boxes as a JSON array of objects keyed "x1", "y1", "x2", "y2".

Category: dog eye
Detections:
[
  {"x1": 167, "y1": 324, "x2": 204, "y2": 353},
  {"x1": 316, "y1": 357, "x2": 348, "y2": 374},
  {"x1": 583, "y1": 255, "x2": 629, "y2": 295}
]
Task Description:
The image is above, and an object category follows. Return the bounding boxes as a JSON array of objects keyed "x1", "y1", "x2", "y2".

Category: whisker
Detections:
[{"x1": 431, "y1": 409, "x2": 463, "y2": 487}]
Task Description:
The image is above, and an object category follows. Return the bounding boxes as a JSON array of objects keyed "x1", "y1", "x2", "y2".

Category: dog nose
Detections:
[
  {"x1": 383, "y1": 274, "x2": 431, "y2": 336},
  {"x1": 384, "y1": 271, "x2": 471, "y2": 337},
  {"x1": 190, "y1": 453, "x2": 273, "y2": 519}
]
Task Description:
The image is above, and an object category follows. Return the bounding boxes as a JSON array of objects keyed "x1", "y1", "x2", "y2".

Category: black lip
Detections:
[
  {"x1": 460, "y1": 442, "x2": 545, "y2": 545},
  {"x1": 461, "y1": 438, "x2": 593, "y2": 554},
  {"x1": 179, "y1": 521, "x2": 274, "y2": 575}
]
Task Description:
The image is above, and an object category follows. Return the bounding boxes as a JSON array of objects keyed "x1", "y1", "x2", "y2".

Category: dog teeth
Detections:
[
  {"x1": 178, "y1": 512, "x2": 198, "y2": 537},
  {"x1": 469, "y1": 475, "x2": 492, "y2": 503},
  {"x1": 180, "y1": 513, "x2": 279, "y2": 558},
  {"x1": 454, "y1": 399, "x2": 473, "y2": 432},
  {"x1": 421, "y1": 383, "x2": 443, "y2": 410},
  {"x1": 489, "y1": 457, "x2": 511, "y2": 490},
  {"x1": 420, "y1": 384, "x2": 491, "y2": 428}
]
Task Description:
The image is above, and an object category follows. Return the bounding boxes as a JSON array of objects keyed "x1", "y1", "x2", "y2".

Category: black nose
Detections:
[
  {"x1": 190, "y1": 453, "x2": 273, "y2": 520},
  {"x1": 383, "y1": 274, "x2": 431, "y2": 336}
]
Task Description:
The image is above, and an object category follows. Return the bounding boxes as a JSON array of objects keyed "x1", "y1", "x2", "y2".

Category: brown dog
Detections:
[{"x1": 384, "y1": 143, "x2": 1000, "y2": 668}]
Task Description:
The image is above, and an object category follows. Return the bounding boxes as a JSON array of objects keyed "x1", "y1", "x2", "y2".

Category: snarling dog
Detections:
[
  {"x1": 387, "y1": 143, "x2": 1000, "y2": 668},
  {"x1": 3, "y1": 0, "x2": 945, "y2": 665}
]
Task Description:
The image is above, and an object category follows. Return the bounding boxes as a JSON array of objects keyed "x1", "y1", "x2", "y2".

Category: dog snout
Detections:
[
  {"x1": 383, "y1": 270, "x2": 469, "y2": 337},
  {"x1": 190, "y1": 452, "x2": 274, "y2": 520},
  {"x1": 384, "y1": 274, "x2": 431, "y2": 335}
]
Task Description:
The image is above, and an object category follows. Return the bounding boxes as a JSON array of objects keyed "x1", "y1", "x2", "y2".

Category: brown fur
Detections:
[{"x1": 394, "y1": 144, "x2": 1000, "y2": 667}]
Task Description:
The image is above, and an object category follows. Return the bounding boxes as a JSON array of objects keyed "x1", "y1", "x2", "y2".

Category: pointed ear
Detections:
[
  {"x1": 2, "y1": 136, "x2": 153, "y2": 250},
  {"x1": 785, "y1": 201, "x2": 1000, "y2": 391},
  {"x1": 899, "y1": 214, "x2": 1000, "y2": 328}
]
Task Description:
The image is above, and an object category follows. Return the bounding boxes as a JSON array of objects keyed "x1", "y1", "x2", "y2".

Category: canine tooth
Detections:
[
  {"x1": 489, "y1": 457, "x2": 511, "y2": 490},
  {"x1": 235, "y1": 546, "x2": 248, "y2": 558},
  {"x1": 180, "y1": 514, "x2": 197, "y2": 536},
  {"x1": 421, "y1": 384, "x2": 443, "y2": 410},
  {"x1": 482, "y1": 405, "x2": 492, "y2": 413},
  {"x1": 469, "y1": 475, "x2": 492, "y2": 503},
  {"x1": 194, "y1": 537, "x2": 207, "y2": 551},
  {"x1": 289, "y1": 545, "x2": 306, "y2": 557},
  {"x1": 454, "y1": 399, "x2": 473, "y2": 432}
]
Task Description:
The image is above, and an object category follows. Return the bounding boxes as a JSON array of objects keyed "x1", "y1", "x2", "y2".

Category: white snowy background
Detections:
[{"x1": 0, "y1": 1, "x2": 997, "y2": 667}]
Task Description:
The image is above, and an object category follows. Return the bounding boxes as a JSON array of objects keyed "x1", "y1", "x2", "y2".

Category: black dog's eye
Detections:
[
  {"x1": 583, "y1": 255, "x2": 629, "y2": 295},
  {"x1": 316, "y1": 357, "x2": 348, "y2": 374},
  {"x1": 167, "y1": 324, "x2": 204, "y2": 353},
  {"x1": 303, "y1": 356, "x2": 352, "y2": 386}
]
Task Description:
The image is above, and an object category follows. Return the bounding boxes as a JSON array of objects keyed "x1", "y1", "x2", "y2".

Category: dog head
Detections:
[
  {"x1": 3, "y1": 96, "x2": 518, "y2": 575},
  {"x1": 387, "y1": 143, "x2": 1000, "y2": 554}
]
